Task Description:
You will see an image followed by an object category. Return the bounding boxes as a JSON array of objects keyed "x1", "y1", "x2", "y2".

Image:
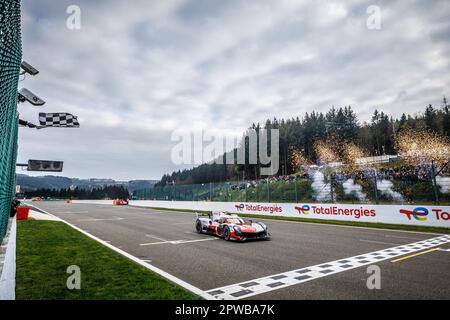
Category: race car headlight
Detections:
[{"x1": 233, "y1": 226, "x2": 242, "y2": 234}]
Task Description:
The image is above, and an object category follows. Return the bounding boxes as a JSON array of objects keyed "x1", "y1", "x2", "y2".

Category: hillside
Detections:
[
  {"x1": 16, "y1": 174, "x2": 157, "y2": 192},
  {"x1": 157, "y1": 99, "x2": 450, "y2": 186}
]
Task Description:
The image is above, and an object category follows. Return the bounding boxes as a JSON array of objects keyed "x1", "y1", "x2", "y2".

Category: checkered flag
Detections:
[{"x1": 38, "y1": 113, "x2": 80, "y2": 128}]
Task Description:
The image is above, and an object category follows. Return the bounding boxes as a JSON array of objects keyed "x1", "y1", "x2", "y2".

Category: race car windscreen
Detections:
[{"x1": 225, "y1": 218, "x2": 244, "y2": 224}]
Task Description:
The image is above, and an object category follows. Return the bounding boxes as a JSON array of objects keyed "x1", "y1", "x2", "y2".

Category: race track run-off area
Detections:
[{"x1": 30, "y1": 202, "x2": 450, "y2": 300}]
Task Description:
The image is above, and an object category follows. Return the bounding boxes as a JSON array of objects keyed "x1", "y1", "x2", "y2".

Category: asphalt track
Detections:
[{"x1": 30, "y1": 202, "x2": 450, "y2": 300}]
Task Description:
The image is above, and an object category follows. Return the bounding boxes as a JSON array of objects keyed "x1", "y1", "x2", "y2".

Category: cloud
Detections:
[{"x1": 17, "y1": 0, "x2": 450, "y2": 180}]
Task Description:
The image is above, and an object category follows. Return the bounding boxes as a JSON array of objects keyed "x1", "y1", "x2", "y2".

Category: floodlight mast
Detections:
[
  {"x1": 17, "y1": 61, "x2": 45, "y2": 106},
  {"x1": 20, "y1": 61, "x2": 39, "y2": 76},
  {"x1": 17, "y1": 88, "x2": 46, "y2": 106}
]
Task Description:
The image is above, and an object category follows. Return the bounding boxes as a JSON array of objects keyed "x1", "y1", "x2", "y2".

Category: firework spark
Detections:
[
  {"x1": 290, "y1": 147, "x2": 312, "y2": 168},
  {"x1": 342, "y1": 143, "x2": 369, "y2": 164},
  {"x1": 397, "y1": 129, "x2": 450, "y2": 165},
  {"x1": 314, "y1": 140, "x2": 341, "y2": 164}
]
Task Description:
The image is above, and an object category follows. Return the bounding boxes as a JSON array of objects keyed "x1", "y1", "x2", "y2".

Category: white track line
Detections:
[
  {"x1": 207, "y1": 235, "x2": 450, "y2": 300},
  {"x1": 78, "y1": 217, "x2": 124, "y2": 222},
  {"x1": 140, "y1": 238, "x2": 218, "y2": 246},
  {"x1": 26, "y1": 204, "x2": 216, "y2": 300},
  {"x1": 139, "y1": 241, "x2": 170, "y2": 246},
  {"x1": 170, "y1": 238, "x2": 218, "y2": 244},
  {"x1": 384, "y1": 235, "x2": 426, "y2": 241},
  {"x1": 58, "y1": 211, "x2": 90, "y2": 214},
  {"x1": 146, "y1": 234, "x2": 169, "y2": 242},
  {"x1": 359, "y1": 239, "x2": 402, "y2": 246}
]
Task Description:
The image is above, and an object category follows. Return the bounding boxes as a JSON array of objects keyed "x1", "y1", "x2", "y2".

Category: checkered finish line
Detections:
[
  {"x1": 207, "y1": 235, "x2": 450, "y2": 300},
  {"x1": 39, "y1": 112, "x2": 80, "y2": 128}
]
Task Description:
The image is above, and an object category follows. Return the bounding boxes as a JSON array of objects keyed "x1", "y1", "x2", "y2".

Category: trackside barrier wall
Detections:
[
  {"x1": 0, "y1": 218, "x2": 16, "y2": 300},
  {"x1": 71, "y1": 200, "x2": 450, "y2": 228}
]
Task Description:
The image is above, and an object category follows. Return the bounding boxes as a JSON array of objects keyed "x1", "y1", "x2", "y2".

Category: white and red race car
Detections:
[{"x1": 195, "y1": 211, "x2": 270, "y2": 242}]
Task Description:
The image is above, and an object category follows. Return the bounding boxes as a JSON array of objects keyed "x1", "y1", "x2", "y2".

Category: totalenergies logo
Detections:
[
  {"x1": 235, "y1": 203, "x2": 245, "y2": 212},
  {"x1": 400, "y1": 207, "x2": 429, "y2": 221},
  {"x1": 295, "y1": 205, "x2": 310, "y2": 215}
]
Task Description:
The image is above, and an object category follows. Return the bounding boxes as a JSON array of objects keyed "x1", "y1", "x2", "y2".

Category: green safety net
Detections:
[{"x1": 0, "y1": 0, "x2": 22, "y2": 242}]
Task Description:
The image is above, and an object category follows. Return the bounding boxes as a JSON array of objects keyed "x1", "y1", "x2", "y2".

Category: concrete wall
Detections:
[
  {"x1": 72, "y1": 200, "x2": 450, "y2": 228},
  {"x1": 0, "y1": 218, "x2": 16, "y2": 300}
]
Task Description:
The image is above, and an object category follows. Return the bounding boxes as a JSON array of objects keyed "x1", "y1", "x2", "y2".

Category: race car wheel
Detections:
[
  {"x1": 195, "y1": 220, "x2": 203, "y2": 234},
  {"x1": 223, "y1": 227, "x2": 231, "y2": 241}
]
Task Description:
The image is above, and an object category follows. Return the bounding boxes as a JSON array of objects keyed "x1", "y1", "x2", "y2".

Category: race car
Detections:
[
  {"x1": 195, "y1": 211, "x2": 270, "y2": 242},
  {"x1": 113, "y1": 198, "x2": 129, "y2": 205}
]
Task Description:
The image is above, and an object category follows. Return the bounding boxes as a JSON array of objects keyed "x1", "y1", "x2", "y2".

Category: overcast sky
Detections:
[{"x1": 17, "y1": 0, "x2": 450, "y2": 180}]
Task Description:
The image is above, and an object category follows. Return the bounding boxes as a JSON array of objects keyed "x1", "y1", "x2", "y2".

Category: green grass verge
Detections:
[
  {"x1": 143, "y1": 206, "x2": 450, "y2": 234},
  {"x1": 16, "y1": 220, "x2": 200, "y2": 300}
]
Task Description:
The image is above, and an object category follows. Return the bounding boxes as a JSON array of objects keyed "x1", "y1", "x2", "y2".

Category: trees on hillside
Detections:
[
  {"x1": 24, "y1": 185, "x2": 130, "y2": 200},
  {"x1": 157, "y1": 98, "x2": 450, "y2": 186}
]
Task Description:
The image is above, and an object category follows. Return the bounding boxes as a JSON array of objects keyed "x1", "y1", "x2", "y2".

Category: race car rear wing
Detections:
[{"x1": 196, "y1": 212, "x2": 211, "y2": 219}]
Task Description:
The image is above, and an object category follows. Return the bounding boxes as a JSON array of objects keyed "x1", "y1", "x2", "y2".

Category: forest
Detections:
[
  {"x1": 24, "y1": 185, "x2": 130, "y2": 200},
  {"x1": 156, "y1": 97, "x2": 450, "y2": 186}
]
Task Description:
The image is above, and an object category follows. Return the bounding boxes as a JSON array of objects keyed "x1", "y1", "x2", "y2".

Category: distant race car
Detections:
[
  {"x1": 31, "y1": 197, "x2": 43, "y2": 202},
  {"x1": 113, "y1": 199, "x2": 129, "y2": 205},
  {"x1": 195, "y1": 211, "x2": 270, "y2": 242}
]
